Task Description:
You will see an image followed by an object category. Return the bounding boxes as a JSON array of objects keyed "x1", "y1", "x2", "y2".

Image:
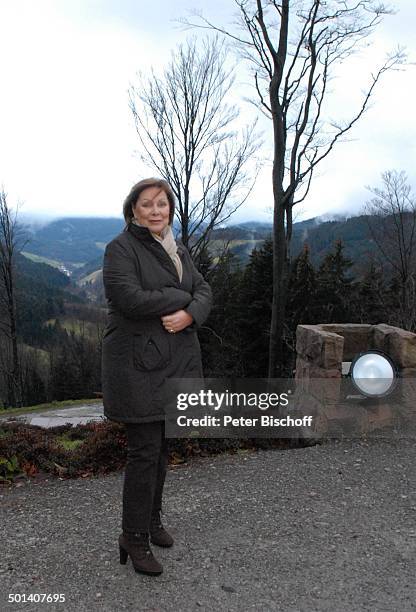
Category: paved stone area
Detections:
[
  {"x1": 0, "y1": 404, "x2": 104, "y2": 428},
  {"x1": 1, "y1": 437, "x2": 415, "y2": 611}
]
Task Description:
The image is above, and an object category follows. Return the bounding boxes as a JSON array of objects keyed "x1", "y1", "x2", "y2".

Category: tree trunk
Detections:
[
  {"x1": 7, "y1": 268, "x2": 22, "y2": 407},
  {"x1": 268, "y1": 67, "x2": 289, "y2": 379}
]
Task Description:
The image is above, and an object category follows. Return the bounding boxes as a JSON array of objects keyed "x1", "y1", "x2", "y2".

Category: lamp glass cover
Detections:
[{"x1": 351, "y1": 352, "x2": 395, "y2": 397}]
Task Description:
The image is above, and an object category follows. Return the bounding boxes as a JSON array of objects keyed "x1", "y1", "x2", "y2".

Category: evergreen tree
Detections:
[
  {"x1": 385, "y1": 274, "x2": 411, "y2": 329},
  {"x1": 48, "y1": 328, "x2": 98, "y2": 401},
  {"x1": 49, "y1": 344, "x2": 81, "y2": 401},
  {"x1": 193, "y1": 243, "x2": 214, "y2": 279},
  {"x1": 287, "y1": 244, "x2": 317, "y2": 330},
  {"x1": 236, "y1": 239, "x2": 273, "y2": 377},
  {"x1": 354, "y1": 262, "x2": 388, "y2": 324},
  {"x1": 203, "y1": 249, "x2": 244, "y2": 377},
  {"x1": 22, "y1": 363, "x2": 47, "y2": 406},
  {"x1": 313, "y1": 240, "x2": 356, "y2": 323}
]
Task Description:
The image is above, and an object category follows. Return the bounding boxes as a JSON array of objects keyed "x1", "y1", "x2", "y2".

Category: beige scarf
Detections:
[{"x1": 132, "y1": 220, "x2": 183, "y2": 282}]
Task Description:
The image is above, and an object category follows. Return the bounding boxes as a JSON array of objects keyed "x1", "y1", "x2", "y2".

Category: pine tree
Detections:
[
  {"x1": 236, "y1": 238, "x2": 273, "y2": 377},
  {"x1": 49, "y1": 343, "x2": 81, "y2": 400},
  {"x1": 354, "y1": 262, "x2": 388, "y2": 324},
  {"x1": 193, "y1": 243, "x2": 214, "y2": 279},
  {"x1": 287, "y1": 243, "x2": 317, "y2": 330},
  {"x1": 203, "y1": 249, "x2": 244, "y2": 377},
  {"x1": 314, "y1": 240, "x2": 356, "y2": 323}
]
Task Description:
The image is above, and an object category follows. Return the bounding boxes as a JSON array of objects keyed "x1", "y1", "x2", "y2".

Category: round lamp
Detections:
[{"x1": 350, "y1": 350, "x2": 397, "y2": 398}]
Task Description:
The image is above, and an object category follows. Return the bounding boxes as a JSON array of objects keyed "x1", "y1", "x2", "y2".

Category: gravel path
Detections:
[{"x1": 1, "y1": 438, "x2": 415, "y2": 612}]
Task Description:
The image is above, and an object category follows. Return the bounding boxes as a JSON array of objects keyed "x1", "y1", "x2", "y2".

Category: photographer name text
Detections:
[{"x1": 176, "y1": 415, "x2": 313, "y2": 428}]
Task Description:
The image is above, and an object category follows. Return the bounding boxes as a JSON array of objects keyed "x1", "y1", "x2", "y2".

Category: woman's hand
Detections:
[{"x1": 161, "y1": 310, "x2": 194, "y2": 333}]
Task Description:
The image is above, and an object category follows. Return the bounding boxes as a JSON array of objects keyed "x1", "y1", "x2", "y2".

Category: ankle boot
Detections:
[
  {"x1": 119, "y1": 532, "x2": 163, "y2": 576},
  {"x1": 150, "y1": 510, "x2": 174, "y2": 548}
]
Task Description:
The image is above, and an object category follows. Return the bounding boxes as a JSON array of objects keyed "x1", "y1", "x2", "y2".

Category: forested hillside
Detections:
[
  {"x1": 20, "y1": 213, "x2": 379, "y2": 287},
  {"x1": 1, "y1": 208, "x2": 412, "y2": 409},
  {"x1": 22, "y1": 217, "x2": 124, "y2": 267},
  {"x1": 15, "y1": 252, "x2": 86, "y2": 345}
]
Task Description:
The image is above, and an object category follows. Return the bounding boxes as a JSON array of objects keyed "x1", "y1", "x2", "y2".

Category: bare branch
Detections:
[
  {"x1": 129, "y1": 35, "x2": 261, "y2": 261},
  {"x1": 176, "y1": 0, "x2": 408, "y2": 373}
]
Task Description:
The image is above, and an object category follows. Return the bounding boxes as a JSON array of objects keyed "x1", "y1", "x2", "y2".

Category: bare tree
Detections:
[
  {"x1": 0, "y1": 189, "x2": 27, "y2": 407},
  {"x1": 364, "y1": 170, "x2": 416, "y2": 330},
  {"x1": 181, "y1": 0, "x2": 406, "y2": 376},
  {"x1": 128, "y1": 36, "x2": 261, "y2": 262}
]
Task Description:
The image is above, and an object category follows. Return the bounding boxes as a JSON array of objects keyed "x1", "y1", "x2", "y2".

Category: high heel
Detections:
[
  {"x1": 118, "y1": 532, "x2": 163, "y2": 576},
  {"x1": 119, "y1": 544, "x2": 128, "y2": 565},
  {"x1": 150, "y1": 510, "x2": 174, "y2": 548}
]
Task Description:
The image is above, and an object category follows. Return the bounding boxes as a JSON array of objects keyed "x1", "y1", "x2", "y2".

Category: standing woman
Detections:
[{"x1": 101, "y1": 178, "x2": 212, "y2": 576}]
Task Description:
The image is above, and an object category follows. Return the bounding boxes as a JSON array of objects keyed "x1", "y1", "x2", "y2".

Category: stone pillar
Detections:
[
  {"x1": 295, "y1": 325, "x2": 344, "y2": 436},
  {"x1": 372, "y1": 323, "x2": 416, "y2": 376},
  {"x1": 295, "y1": 322, "x2": 416, "y2": 438}
]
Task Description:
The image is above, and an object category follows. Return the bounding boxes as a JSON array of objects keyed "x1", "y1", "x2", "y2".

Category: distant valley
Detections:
[{"x1": 20, "y1": 213, "x2": 380, "y2": 301}]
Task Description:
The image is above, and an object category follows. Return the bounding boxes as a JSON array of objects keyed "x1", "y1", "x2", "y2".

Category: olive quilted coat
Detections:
[{"x1": 101, "y1": 223, "x2": 212, "y2": 423}]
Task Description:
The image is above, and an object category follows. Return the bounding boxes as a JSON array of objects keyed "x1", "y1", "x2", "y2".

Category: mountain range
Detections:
[{"x1": 20, "y1": 213, "x2": 381, "y2": 301}]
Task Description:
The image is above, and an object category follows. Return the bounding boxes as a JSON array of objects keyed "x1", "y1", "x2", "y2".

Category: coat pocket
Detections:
[
  {"x1": 103, "y1": 325, "x2": 117, "y2": 340},
  {"x1": 133, "y1": 333, "x2": 171, "y2": 372}
]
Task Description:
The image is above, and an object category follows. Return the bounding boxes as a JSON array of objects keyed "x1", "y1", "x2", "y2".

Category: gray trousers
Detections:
[{"x1": 122, "y1": 420, "x2": 168, "y2": 534}]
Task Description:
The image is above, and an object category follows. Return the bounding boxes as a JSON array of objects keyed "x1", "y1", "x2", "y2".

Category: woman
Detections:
[{"x1": 101, "y1": 178, "x2": 212, "y2": 577}]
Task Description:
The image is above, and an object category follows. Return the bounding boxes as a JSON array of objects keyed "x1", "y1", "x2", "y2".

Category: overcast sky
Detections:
[{"x1": 0, "y1": 0, "x2": 414, "y2": 225}]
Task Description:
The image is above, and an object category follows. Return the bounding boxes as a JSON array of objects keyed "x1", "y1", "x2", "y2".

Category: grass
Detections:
[
  {"x1": 44, "y1": 318, "x2": 99, "y2": 338},
  {"x1": 55, "y1": 435, "x2": 85, "y2": 451},
  {"x1": 21, "y1": 252, "x2": 86, "y2": 270},
  {"x1": 21, "y1": 251, "x2": 63, "y2": 269},
  {"x1": 20, "y1": 343, "x2": 50, "y2": 368},
  {"x1": 79, "y1": 269, "x2": 102, "y2": 286},
  {"x1": 0, "y1": 398, "x2": 102, "y2": 418},
  {"x1": 0, "y1": 420, "x2": 319, "y2": 482},
  {"x1": 209, "y1": 238, "x2": 264, "y2": 250}
]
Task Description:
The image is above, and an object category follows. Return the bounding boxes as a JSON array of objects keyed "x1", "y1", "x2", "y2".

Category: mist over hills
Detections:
[
  {"x1": 20, "y1": 213, "x2": 380, "y2": 301},
  {"x1": 22, "y1": 217, "x2": 125, "y2": 267},
  {"x1": 21, "y1": 214, "x2": 349, "y2": 266}
]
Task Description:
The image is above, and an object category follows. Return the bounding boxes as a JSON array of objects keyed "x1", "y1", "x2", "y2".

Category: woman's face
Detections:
[{"x1": 133, "y1": 186, "x2": 170, "y2": 235}]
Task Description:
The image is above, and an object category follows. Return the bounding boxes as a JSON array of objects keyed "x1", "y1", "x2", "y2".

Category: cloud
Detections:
[{"x1": 0, "y1": 0, "x2": 414, "y2": 224}]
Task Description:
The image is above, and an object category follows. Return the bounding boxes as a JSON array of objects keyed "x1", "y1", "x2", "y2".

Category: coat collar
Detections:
[
  {"x1": 126, "y1": 222, "x2": 186, "y2": 285},
  {"x1": 126, "y1": 222, "x2": 186, "y2": 256},
  {"x1": 126, "y1": 221, "x2": 154, "y2": 242}
]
